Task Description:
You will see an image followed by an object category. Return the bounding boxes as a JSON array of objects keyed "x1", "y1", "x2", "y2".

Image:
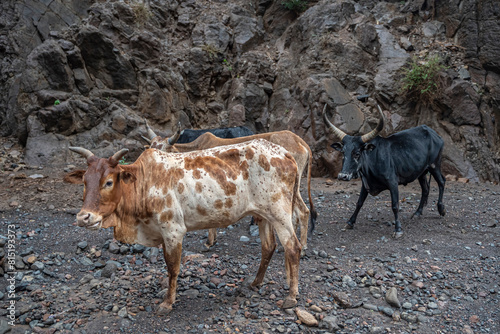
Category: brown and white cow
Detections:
[
  {"x1": 143, "y1": 123, "x2": 317, "y2": 254},
  {"x1": 64, "y1": 139, "x2": 303, "y2": 314}
]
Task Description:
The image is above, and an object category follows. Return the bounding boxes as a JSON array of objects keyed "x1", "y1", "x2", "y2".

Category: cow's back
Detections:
[
  {"x1": 177, "y1": 126, "x2": 254, "y2": 143},
  {"x1": 363, "y1": 125, "x2": 444, "y2": 186}
]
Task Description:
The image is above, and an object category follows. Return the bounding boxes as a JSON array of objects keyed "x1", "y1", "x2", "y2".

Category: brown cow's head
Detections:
[
  {"x1": 64, "y1": 147, "x2": 137, "y2": 229},
  {"x1": 142, "y1": 119, "x2": 181, "y2": 152}
]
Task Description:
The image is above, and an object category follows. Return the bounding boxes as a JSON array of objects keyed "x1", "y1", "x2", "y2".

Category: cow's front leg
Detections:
[
  {"x1": 389, "y1": 184, "x2": 403, "y2": 238},
  {"x1": 158, "y1": 241, "x2": 183, "y2": 315},
  {"x1": 345, "y1": 185, "x2": 369, "y2": 230}
]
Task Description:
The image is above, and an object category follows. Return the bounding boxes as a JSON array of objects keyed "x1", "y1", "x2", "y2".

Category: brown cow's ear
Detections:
[
  {"x1": 64, "y1": 170, "x2": 86, "y2": 184},
  {"x1": 120, "y1": 170, "x2": 137, "y2": 184}
]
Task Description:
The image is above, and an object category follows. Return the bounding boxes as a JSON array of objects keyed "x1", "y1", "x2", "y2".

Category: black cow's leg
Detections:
[
  {"x1": 429, "y1": 167, "x2": 446, "y2": 216},
  {"x1": 389, "y1": 183, "x2": 403, "y2": 238},
  {"x1": 345, "y1": 185, "x2": 369, "y2": 230},
  {"x1": 412, "y1": 174, "x2": 430, "y2": 218}
]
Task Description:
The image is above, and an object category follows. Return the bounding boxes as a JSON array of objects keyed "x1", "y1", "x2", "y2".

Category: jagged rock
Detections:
[
  {"x1": 101, "y1": 262, "x2": 118, "y2": 278},
  {"x1": 295, "y1": 308, "x2": 318, "y2": 327},
  {"x1": 385, "y1": 287, "x2": 401, "y2": 308}
]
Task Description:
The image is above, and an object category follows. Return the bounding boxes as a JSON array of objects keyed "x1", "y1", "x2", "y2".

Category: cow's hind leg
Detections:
[
  {"x1": 251, "y1": 218, "x2": 276, "y2": 287},
  {"x1": 388, "y1": 183, "x2": 403, "y2": 238},
  {"x1": 345, "y1": 185, "x2": 369, "y2": 230},
  {"x1": 412, "y1": 173, "x2": 430, "y2": 218},
  {"x1": 293, "y1": 195, "x2": 310, "y2": 257},
  {"x1": 274, "y1": 222, "x2": 301, "y2": 309},
  {"x1": 429, "y1": 166, "x2": 446, "y2": 216},
  {"x1": 205, "y1": 228, "x2": 217, "y2": 249},
  {"x1": 158, "y1": 242, "x2": 182, "y2": 315}
]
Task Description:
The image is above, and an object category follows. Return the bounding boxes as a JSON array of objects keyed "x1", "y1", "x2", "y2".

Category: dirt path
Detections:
[{"x1": 0, "y1": 164, "x2": 499, "y2": 333}]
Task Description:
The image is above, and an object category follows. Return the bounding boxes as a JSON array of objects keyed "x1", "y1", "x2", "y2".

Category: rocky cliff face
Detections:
[{"x1": 1, "y1": 0, "x2": 499, "y2": 182}]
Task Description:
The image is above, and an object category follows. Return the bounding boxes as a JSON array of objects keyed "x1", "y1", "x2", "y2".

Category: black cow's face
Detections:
[{"x1": 332, "y1": 136, "x2": 375, "y2": 181}]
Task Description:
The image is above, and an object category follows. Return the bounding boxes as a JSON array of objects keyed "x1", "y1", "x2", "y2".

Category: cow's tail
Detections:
[{"x1": 306, "y1": 146, "x2": 317, "y2": 235}]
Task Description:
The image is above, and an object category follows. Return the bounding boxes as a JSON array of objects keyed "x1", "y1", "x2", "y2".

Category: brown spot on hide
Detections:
[
  {"x1": 166, "y1": 194, "x2": 173, "y2": 208},
  {"x1": 184, "y1": 156, "x2": 238, "y2": 196},
  {"x1": 258, "y1": 154, "x2": 271, "y2": 172},
  {"x1": 271, "y1": 157, "x2": 296, "y2": 190},
  {"x1": 160, "y1": 211, "x2": 174, "y2": 222},
  {"x1": 151, "y1": 165, "x2": 185, "y2": 191},
  {"x1": 271, "y1": 192, "x2": 282, "y2": 203},
  {"x1": 225, "y1": 198, "x2": 233, "y2": 208},
  {"x1": 214, "y1": 200, "x2": 223, "y2": 210},
  {"x1": 197, "y1": 205, "x2": 208, "y2": 216},
  {"x1": 178, "y1": 182, "x2": 185, "y2": 194},
  {"x1": 150, "y1": 197, "x2": 166, "y2": 212},
  {"x1": 195, "y1": 182, "x2": 203, "y2": 193},
  {"x1": 245, "y1": 148, "x2": 255, "y2": 160},
  {"x1": 193, "y1": 170, "x2": 201, "y2": 179},
  {"x1": 239, "y1": 160, "x2": 249, "y2": 180}
]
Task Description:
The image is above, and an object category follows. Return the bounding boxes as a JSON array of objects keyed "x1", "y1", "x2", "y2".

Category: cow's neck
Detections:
[
  {"x1": 175, "y1": 141, "x2": 201, "y2": 152},
  {"x1": 110, "y1": 160, "x2": 149, "y2": 243}
]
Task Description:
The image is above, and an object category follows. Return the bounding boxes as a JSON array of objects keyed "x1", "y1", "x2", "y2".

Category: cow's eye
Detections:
[{"x1": 105, "y1": 180, "x2": 113, "y2": 188}]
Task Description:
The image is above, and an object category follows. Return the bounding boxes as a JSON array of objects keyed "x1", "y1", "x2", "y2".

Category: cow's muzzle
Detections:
[
  {"x1": 76, "y1": 211, "x2": 102, "y2": 230},
  {"x1": 338, "y1": 173, "x2": 356, "y2": 181}
]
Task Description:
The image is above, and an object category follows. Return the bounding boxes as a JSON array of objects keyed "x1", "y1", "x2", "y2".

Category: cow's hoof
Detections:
[
  {"x1": 344, "y1": 223, "x2": 354, "y2": 230},
  {"x1": 411, "y1": 212, "x2": 422, "y2": 219},
  {"x1": 438, "y1": 204, "x2": 446, "y2": 216},
  {"x1": 392, "y1": 231, "x2": 404, "y2": 239},
  {"x1": 300, "y1": 246, "x2": 307, "y2": 258},
  {"x1": 156, "y1": 304, "x2": 172, "y2": 316},
  {"x1": 282, "y1": 297, "x2": 297, "y2": 309},
  {"x1": 201, "y1": 243, "x2": 213, "y2": 252}
]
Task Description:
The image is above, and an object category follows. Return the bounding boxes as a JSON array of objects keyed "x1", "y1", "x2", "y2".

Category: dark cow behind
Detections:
[
  {"x1": 323, "y1": 104, "x2": 446, "y2": 238},
  {"x1": 177, "y1": 126, "x2": 254, "y2": 143}
]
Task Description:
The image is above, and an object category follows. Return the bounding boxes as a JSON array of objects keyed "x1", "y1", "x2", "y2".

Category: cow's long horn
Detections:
[
  {"x1": 110, "y1": 149, "x2": 129, "y2": 164},
  {"x1": 144, "y1": 118, "x2": 158, "y2": 141},
  {"x1": 69, "y1": 147, "x2": 94, "y2": 160},
  {"x1": 167, "y1": 122, "x2": 182, "y2": 145},
  {"x1": 322, "y1": 104, "x2": 347, "y2": 140},
  {"x1": 361, "y1": 104, "x2": 385, "y2": 143}
]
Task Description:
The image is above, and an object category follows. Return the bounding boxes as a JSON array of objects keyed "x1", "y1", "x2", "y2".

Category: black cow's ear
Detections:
[
  {"x1": 363, "y1": 143, "x2": 376, "y2": 152},
  {"x1": 119, "y1": 171, "x2": 137, "y2": 184},
  {"x1": 331, "y1": 142, "x2": 343, "y2": 151}
]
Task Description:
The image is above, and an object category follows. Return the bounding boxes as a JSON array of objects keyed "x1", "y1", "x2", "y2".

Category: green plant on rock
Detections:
[
  {"x1": 400, "y1": 54, "x2": 447, "y2": 106},
  {"x1": 281, "y1": 0, "x2": 308, "y2": 13},
  {"x1": 201, "y1": 44, "x2": 221, "y2": 59},
  {"x1": 222, "y1": 58, "x2": 232, "y2": 72},
  {"x1": 132, "y1": 1, "x2": 152, "y2": 27}
]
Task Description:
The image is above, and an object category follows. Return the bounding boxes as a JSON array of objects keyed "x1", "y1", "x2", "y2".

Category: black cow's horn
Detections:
[
  {"x1": 144, "y1": 118, "x2": 158, "y2": 142},
  {"x1": 167, "y1": 122, "x2": 182, "y2": 146},
  {"x1": 322, "y1": 104, "x2": 347, "y2": 140},
  {"x1": 69, "y1": 147, "x2": 94, "y2": 160},
  {"x1": 361, "y1": 104, "x2": 385, "y2": 143},
  {"x1": 110, "y1": 149, "x2": 129, "y2": 164}
]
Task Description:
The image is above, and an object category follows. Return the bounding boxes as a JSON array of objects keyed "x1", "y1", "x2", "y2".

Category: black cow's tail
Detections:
[{"x1": 306, "y1": 147, "x2": 317, "y2": 235}]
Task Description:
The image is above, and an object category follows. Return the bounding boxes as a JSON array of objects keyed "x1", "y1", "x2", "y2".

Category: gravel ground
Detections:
[{"x1": 0, "y1": 161, "x2": 499, "y2": 334}]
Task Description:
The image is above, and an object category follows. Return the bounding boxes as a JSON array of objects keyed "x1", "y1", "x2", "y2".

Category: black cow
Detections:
[
  {"x1": 175, "y1": 126, "x2": 254, "y2": 143},
  {"x1": 142, "y1": 121, "x2": 253, "y2": 145},
  {"x1": 323, "y1": 104, "x2": 446, "y2": 238}
]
